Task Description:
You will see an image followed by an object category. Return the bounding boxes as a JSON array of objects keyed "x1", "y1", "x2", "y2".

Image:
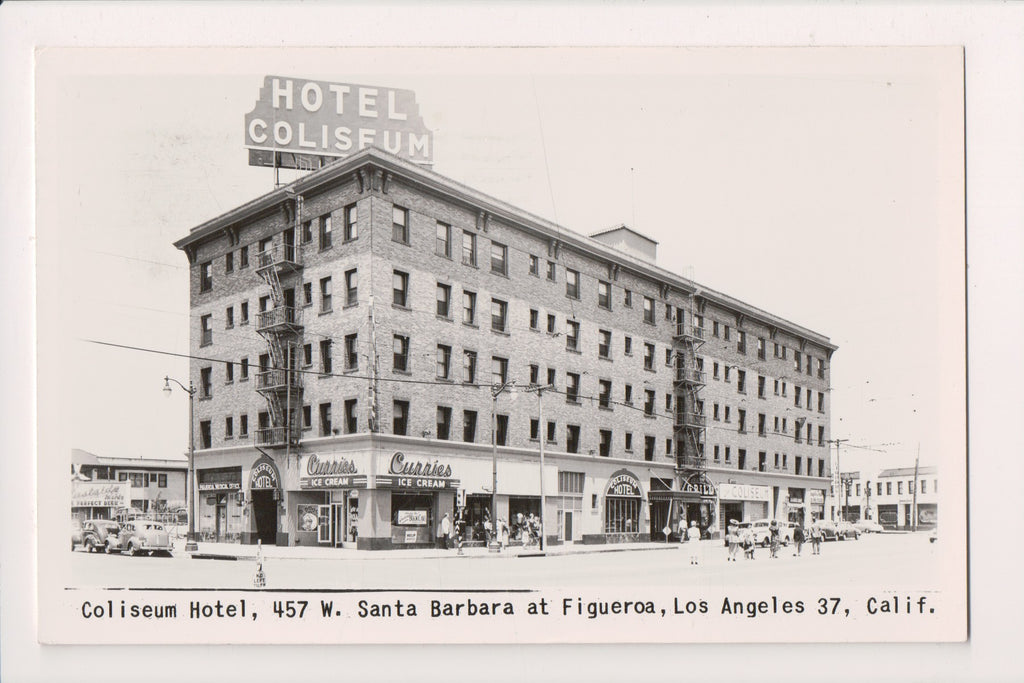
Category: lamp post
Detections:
[
  {"x1": 527, "y1": 384, "x2": 553, "y2": 551},
  {"x1": 490, "y1": 380, "x2": 514, "y2": 552},
  {"x1": 163, "y1": 376, "x2": 198, "y2": 552}
]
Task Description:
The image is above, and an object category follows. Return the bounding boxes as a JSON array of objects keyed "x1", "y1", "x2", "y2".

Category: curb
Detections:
[
  {"x1": 186, "y1": 543, "x2": 682, "y2": 562},
  {"x1": 517, "y1": 545, "x2": 682, "y2": 559}
]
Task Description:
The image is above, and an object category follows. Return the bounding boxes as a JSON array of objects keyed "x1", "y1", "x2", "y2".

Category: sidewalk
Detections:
[{"x1": 176, "y1": 537, "x2": 686, "y2": 562}]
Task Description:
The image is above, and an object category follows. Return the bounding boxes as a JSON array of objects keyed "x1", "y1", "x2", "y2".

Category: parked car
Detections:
[
  {"x1": 737, "y1": 519, "x2": 792, "y2": 547},
  {"x1": 810, "y1": 519, "x2": 839, "y2": 541},
  {"x1": 117, "y1": 520, "x2": 173, "y2": 556},
  {"x1": 82, "y1": 519, "x2": 122, "y2": 553},
  {"x1": 71, "y1": 518, "x2": 84, "y2": 551},
  {"x1": 854, "y1": 519, "x2": 883, "y2": 534},
  {"x1": 835, "y1": 520, "x2": 860, "y2": 540}
]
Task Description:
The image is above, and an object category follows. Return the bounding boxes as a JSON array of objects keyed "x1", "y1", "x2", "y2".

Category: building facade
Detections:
[
  {"x1": 871, "y1": 466, "x2": 938, "y2": 530},
  {"x1": 174, "y1": 148, "x2": 837, "y2": 549},
  {"x1": 71, "y1": 449, "x2": 188, "y2": 520}
]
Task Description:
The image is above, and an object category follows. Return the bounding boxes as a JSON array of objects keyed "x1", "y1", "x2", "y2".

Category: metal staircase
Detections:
[
  {"x1": 672, "y1": 292, "x2": 707, "y2": 480},
  {"x1": 254, "y1": 196, "x2": 305, "y2": 448}
]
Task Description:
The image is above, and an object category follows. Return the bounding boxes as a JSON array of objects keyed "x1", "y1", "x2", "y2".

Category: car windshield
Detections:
[{"x1": 142, "y1": 523, "x2": 164, "y2": 531}]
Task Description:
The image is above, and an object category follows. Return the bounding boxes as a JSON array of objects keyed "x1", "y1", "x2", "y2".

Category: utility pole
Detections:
[
  {"x1": 911, "y1": 443, "x2": 920, "y2": 532},
  {"x1": 832, "y1": 438, "x2": 848, "y2": 522},
  {"x1": 529, "y1": 384, "x2": 553, "y2": 550}
]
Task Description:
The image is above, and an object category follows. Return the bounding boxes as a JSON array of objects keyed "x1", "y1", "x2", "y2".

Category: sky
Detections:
[{"x1": 35, "y1": 47, "x2": 965, "y2": 480}]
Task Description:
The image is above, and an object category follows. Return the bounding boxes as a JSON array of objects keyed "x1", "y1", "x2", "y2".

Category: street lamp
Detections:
[
  {"x1": 490, "y1": 380, "x2": 515, "y2": 552},
  {"x1": 163, "y1": 376, "x2": 198, "y2": 552}
]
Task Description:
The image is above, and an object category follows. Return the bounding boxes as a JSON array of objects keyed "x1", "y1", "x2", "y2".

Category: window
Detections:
[
  {"x1": 566, "y1": 425, "x2": 580, "y2": 453},
  {"x1": 240, "y1": 357, "x2": 249, "y2": 381},
  {"x1": 319, "y1": 403, "x2": 332, "y2": 436},
  {"x1": 462, "y1": 231, "x2": 477, "y2": 266},
  {"x1": 737, "y1": 449, "x2": 746, "y2": 470},
  {"x1": 623, "y1": 289, "x2": 632, "y2": 307},
  {"x1": 529, "y1": 364, "x2": 540, "y2": 386},
  {"x1": 463, "y1": 410, "x2": 477, "y2": 442},
  {"x1": 724, "y1": 325, "x2": 731, "y2": 342},
  {"x1": 643, "y1": 296, "x2": 655, "y2": 323},
  {"x1": 644, "y1": 436, "x2": 656, "y2": 461},
  {"x1": 319, "y1": 214, "x2": 333, "y2": 250},
  {"x1": 392, "y1": 270, "x2": 409, "y2": 307},
  {"x1": 805, "y1": 353, "x2": 813, "y2": 376},
  {"x1": 737, "y1": 331, "x2": 746, "y2": 354},
  {"x1": 239, "y1": 245, "x2": 249, "y2": 269},
  {"x1": 301, "y1": 220, "x2": 313, "y2": 244},
  {"x1": 758, "y1": 375, "x2": 766, "y2": 398},
  {"x1": 644, "y1": 343, "x2": 655, "y2": 370},
  {"x1": 344, "y1": 333, "x2": 358, "y2": 370},
  {"x1": 724, "y1": 406, "x2": 731, "y2": 423},
  {"x1": 644, "y1": 390, "x2": 656, "y2": 416},
  {"x1": 530, "y1": 418, "x2": 540, "y2": 440},
  {"x1": 818, "y1": 425, "x2": 825, "y2": 444},
  {"x1": 345, "y1": 269, "x2": 358, "y2": 306},
  {"x1": 462, "y1": 291, "x2": 477, "y2": 326},
  {"x1": 759, "y1": 451, "x2": 767, "y2": 472},
  {"x1": 737, "y1": 370, "x2": 746, "y2": 394},
  {"x1": 158, "y1": 473, "x2": 167, "y2": 488},
  {"x1": 598, "y1": 380, "x2": 611, "y2": 408},
  {"x1": 492, "y1": 356, "x2": 509, "y2": 385},
  {"x1": 757, "y1": 337, "x2": 766, "y2": 360},
  {"x1": 320, "y1": 340, "x2": 332, "y2": 374},
  {"x1": 301, "y1": 283, "x2": 312, "y2": 308},
  {"x1": 200, "y1": 261, "x2": 212, "y2": 292},
  {"x1": 599, "y1": 430, "x2": 612, "y2": 457},
  {"x1": 898, "y1": 481, "x2": 903, "y2": 495},
  {"x1": 794, "y1": 386, "x2": 802, "y2": 407},
  {"x1": 624, "y1": 336, "x2": 633, "y2": 355},
  {"x1": 714, "y1": 445, "x2": 720, "y2": 461},
  {"x1": 200, "y1": 367, "x2": 212, "y2": 398},
  {"x1": 598, "y1": 329, "x2": 611, "y2": 358},
  {"x1": 547, "y1": 260, "x2": 556, "y2": 281},
  {"x1": 225, "y1": 361, "x2": 234, "y2": 383},
  {"x1": 530, "y1": 309, "x2": 539, "y2": 330},
  {"x1": 393, "y1": 335, "x2": 409, "y2": 372},
  {"x1": 566, "y1": 372, "x2": 580, "y2": 403},
  {"x1": 490, "y1": 242, "x2": 508, "y2": 276},
  {"x1": 713, "y1": 321, "x2": 720, "y2": 337},
  {"x1": 392, "y1": 205, "x2": 409, "y2": 243},
  {"x1": 436, "y1": 407, "x2": 452, "y2": 440},
  {"x1": 665, "y1": 303, "x2": 673, "y2": 321},
  {"x1": 436, "y1": 283, "x2": 452, "y2": 318},
  {"x1": 795, "y1": 457, "x2": 803, "y2": 476},
  {"x1": 320, "y1": 277, "x2": 332, "y2": 313},
  {"x1": 344, "y1": 399, "x2": 358, "y2": 433},
  {"x1": 547, "y1": 421, "x2": 557, "y2": 443},
  {"x1": 713, "y1": 362, "x2": 721, "y2": 380},
  {"x1": 598, "y1": 281, "x2": 611, "y2": 309},
  {"x1": 713, "y1": 403, "x2": 720, "y2": 421},
  {"x1": 546, "y1": 313, "x2": 556, "y2": 334},
  {"x1": 817, "y1": 358, "x2": 825, "y2": 379},
  {"x1": 491, "y1": 298, "x2": 508, "y2": 333},
  {"x1": 225, "y1": 251, "x2": 234, "y2": 274},
  {"x1": 625, "y1": 432, "x2": 633, "y2": 452},
  {"x1": 200, "y1": 314, "x2": 213, "y2": 346},
  {"x1": 259, "y1": 295, "x2": 270, "y2": 314},
  {"x1": 921, "y1": 479, "x2": 927, "y2": 494},
  {"x1": 344, "y1": 203, "x2": 357, "y2": 240},
  {"x1": 566, "y1": 269, "x2": 580, "y2": 299},
  {"x1": 737, "y1": 409, "x2": 746, "y2": 433},
  {"x1": 393, "y1": 400, "x2": 409, "y2": 436},
  {"x1": 758, "y1": 413, "x2": 766, "y2": 436},
  {"x1": 818, "y1": 391, "x2": 825, "y2": 412},
  {"x1": 781, "y1": 345, "x2": 788, "y2": 360},
  {"x1": 818, "y1": 460, "x2": 825, "y2": 477},
  {"x1": 463, "y1": 350, "x2": 477, "y2": 383},
  {"x1": 240, "y1": 301, "x2": 249, "y2": 325},
  {"x1": 795, "y1": 353, "x2": 802, "y2": 372},
  {"x1": 725, "y1": 447, "x2": 731, "y2": 463},
  {"x1": 529, "y1": 254, "x2": 539, "y2": 276},
  {"x1": 547, "y1": 367, "x2": 557, "y2": 388},
  {"x1": 566, "y1": 320, "x2": 580, "y2": 351},
  {"x1": 239, "y1": 414, "x2": 248, "y2": 437},
  {"x1": 496, "y1": 415, "x2": 509, "y2": 446},
  {"x1": 774, "y1": 453, "x2": 780, "y2": 468},
  {"x1": 782, "y1": 382, "x2": 787, "y2": 396},
  {"x1": 886, "y1": 482, "x2": 892, "y2": 495},
  {"x1": 559, "y1": 471, "x2": 585, "y2": 494},
  {"x1": 436, "y1": 344, "x2": 452, "y2": 380},
  {"x1": 665, "y1": 394, "x2": 673, "y2": 411},
  {"x1": 302, "y1": 405, "x2": 312, "y2": 430}
]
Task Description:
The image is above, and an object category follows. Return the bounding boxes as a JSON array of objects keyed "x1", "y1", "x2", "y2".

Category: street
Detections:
[{"x1": 68, "y1": 533, "x2": 942, "y2": 591}]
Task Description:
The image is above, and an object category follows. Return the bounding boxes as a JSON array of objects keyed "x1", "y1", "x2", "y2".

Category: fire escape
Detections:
[
  {"x1": 254, "y1": 196, "x2": 304, "y2": 449},
  {"x1": 673, "y1": 294, "x2": 707, "y2": 484}
]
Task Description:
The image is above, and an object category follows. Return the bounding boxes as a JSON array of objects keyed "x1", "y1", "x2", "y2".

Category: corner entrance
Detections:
[{"x1": 252, "y1": 489, "x2": 277, "y2": 544}]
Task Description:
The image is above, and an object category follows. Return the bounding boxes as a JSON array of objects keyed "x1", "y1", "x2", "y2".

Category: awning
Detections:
[{"x1": 648, "y1": 490, "x2": 714, "y2": 502}]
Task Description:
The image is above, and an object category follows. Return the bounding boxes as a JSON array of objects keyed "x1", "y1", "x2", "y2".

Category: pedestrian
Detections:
[
  {"x1": 677, "y1": 516, "x2": 687, "y2": 543},
  {"x1": 793, "y1": 524, "x2": 806, "y2": 556},
  {"x1": 769, "y1": 520, "x2": 780, "y2": 559},
  {"x1": 483, "y1": 516, "x2": 493, "y2": 546},
  {"x1": 726, "y1": 523, "x2": 740, "y2": 562},
  {"x1": 686, "y1": 520, "x2": 701, "y2": 565},
  {"x1": 440, "y1": 512, "x2": 452, "y2": 550},
  {"x1": 742, "y1": 528, "x2": 756, "y2": 559}
]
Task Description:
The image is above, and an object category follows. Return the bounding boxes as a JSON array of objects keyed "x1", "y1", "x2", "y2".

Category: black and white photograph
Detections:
[{"x1": 4, "y1": 3, "x2": 1023, "y2": 682}]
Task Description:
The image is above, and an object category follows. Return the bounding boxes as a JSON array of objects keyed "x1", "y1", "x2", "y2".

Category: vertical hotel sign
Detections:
[{"x1": 244, "y1": 75, "x2": 433, "y2": 169}]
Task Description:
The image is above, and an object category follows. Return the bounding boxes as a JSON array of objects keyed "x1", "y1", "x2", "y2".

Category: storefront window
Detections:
[{"x1": 605, "y1": 497, "x2": 641, "y2": 534}]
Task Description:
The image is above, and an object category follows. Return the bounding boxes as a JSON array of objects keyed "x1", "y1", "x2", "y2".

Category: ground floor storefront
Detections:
[{"x1": 876, "y1": 502, "x2": 937, "y2": 530}]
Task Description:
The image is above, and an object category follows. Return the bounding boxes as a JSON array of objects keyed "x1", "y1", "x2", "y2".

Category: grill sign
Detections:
[{"x1": 244, "y1": 76, "x2": 433, "y2": 168}]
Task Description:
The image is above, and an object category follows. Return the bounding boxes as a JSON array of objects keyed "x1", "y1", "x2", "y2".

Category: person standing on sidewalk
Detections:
[
  {"x1": 810, "y1": 522, "x2": 822, "y2": 555},
  {"x1": 686, "y1": 520, "x2": 702, "y2": 565},
  {"x1": 769, "y1": 520, "x2": 780, "y2": 559},
  {"x1": 793, "y1": 524, "x2": 806, "y2": 556},
  {"x1": 439, "y1": 513, "x2": 451, "y2": 550}
]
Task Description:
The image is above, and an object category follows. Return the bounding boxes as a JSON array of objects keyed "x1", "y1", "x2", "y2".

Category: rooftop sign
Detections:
[{"x1": 244, "y1": 76, "x2": 433, "y2": 169}]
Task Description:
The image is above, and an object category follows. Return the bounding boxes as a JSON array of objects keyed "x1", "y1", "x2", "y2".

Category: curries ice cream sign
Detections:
[{"x1": 244, "y1": 75, "x2": 433, "y2": 169}]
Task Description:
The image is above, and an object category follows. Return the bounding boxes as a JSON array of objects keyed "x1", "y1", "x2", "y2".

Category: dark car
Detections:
[
  {"x1": 834, "y1": 520, "x2": 860, "y2": 540},
  {"x1": 117, "y1": 520, "x2": 173, "y2": 556},
  {"x1": 82, "y1": 519, "x2": 122, "y2": 553},
  {"x1": 810, "y1": 520, "x2": 839, "y2": 541}
]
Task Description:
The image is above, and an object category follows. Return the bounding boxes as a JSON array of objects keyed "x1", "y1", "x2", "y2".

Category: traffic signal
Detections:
[{"x1": 456, "y1": 489, "x2": 465, "y2": 509}]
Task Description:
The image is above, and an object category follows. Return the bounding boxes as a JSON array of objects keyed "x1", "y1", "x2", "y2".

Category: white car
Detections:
[
  {"x1": 854, "y1": 519, "x2": 883, "y2": 534},
  {"x1": 737, "y1": 520, "x2": 792, "y2": 547}
]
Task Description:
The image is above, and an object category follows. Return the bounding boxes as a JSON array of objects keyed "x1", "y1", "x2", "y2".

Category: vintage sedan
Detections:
[
  {"x1": 117, "y1": 520, "x2": 173, "y2": 556},
  {"x1": 81, "y1": 519, "x2": 122, "y2": 553},
  {"x1": 835, "y1": 520, "x2": 860, "y2": 540},
  {"x1": 854, "y1": 518, "x2": 884, "y2": 534},
  {"x1": 810, "y1": 519, "x2": 840, "y2": 541},
  {"x1": 738, "y1": 519, "x2": 792, "y2": 547}
]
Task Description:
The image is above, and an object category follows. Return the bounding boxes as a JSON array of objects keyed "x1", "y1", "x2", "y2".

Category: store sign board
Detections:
[
  {"x1": 606, "y1": 470, "x2": 643, "y2": 498},
  {"x1": 198, "y1": 468, "x2": 242, "y2": 491},
  {"x1": 396, "y1": 510, "x2": 428, "y2": 525},
  {"x1": 807, "y1": 490, "x2": 825, "y2": 505},
  {"x1": 244, "y1": 75, "x2": 433, "y2": 168},
  {"x1": 299, "y1": 454, "x2": 364, "y2": 489},
  {"x1": 248, "y1": 456, "x2": 281, "y2": 490},
  {"x1": 71, "y1": 481, "x2": 130, "y2": 508},
  {"x1": 718, "y1": 483, "x2": 771, "y2": 502}
]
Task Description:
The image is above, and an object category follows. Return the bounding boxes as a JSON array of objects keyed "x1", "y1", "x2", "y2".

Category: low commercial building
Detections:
[
  {"x1": 872, "y1": 465, "x2": 938, "y2": 530},
  {"x1": 71, "y1": 449, "x2": 188, "y2": 520}
]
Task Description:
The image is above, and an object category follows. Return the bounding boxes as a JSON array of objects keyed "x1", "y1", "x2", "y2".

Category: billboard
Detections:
[
  {"x1": 71, "y1": 481, "x2": 130, "y2": 509},
  {"x1": 244, "y1": 75, "x2": 433, "y2": 169}
]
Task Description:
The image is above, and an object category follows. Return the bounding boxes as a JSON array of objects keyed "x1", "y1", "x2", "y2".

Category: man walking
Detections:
[
  {"x1": 793, "y1": 524, "x2": 806, "y2": 556},
  {"x1": 440, "y1": 513, "x2": 452, "y2": 550}
]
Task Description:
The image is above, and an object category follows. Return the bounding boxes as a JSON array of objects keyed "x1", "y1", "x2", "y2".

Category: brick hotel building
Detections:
[{"x1": 174, "y1": 148, "x2": 837, "y2": 549}]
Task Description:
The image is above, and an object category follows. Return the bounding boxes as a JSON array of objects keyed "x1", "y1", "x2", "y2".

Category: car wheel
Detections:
[{"x1": 127, "y1": 542, "x2": 137, "y2": 557}]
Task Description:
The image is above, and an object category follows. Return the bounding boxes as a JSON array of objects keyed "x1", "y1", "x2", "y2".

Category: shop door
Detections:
[
  {"x1": 332, "y1": 504, "x2": 346, "y2": 547},
  {"x1": 216, "y1": 505, "x2": 227, "y2": 542},
  {"x1": 563, "y1": 511, "x2": 573, "y2": 542},
  {"x1": 252, "y1": 489, "x2": 277, "y2": 545},
  {"x1": 317, "y1": 505, "x2": 331, "y2": 544}
]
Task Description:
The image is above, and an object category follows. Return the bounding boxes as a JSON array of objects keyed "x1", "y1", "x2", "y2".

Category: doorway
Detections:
[
  {"x1": 563, "y1": 511, "x2": 573, "y2": 542},
  {"x1": 215, "y1": 500, "x2": 228, "y2": 542},
  {"x1": 252, "y1": 489, "x2": 277, "y2": 544}
]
